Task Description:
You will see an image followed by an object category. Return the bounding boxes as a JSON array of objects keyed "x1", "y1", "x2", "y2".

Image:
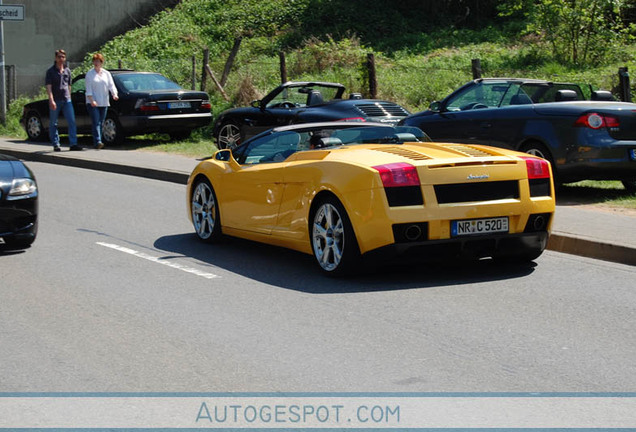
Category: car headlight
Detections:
[{"x1": 8, "y1": 178, "x2": 37, "y2": 199}]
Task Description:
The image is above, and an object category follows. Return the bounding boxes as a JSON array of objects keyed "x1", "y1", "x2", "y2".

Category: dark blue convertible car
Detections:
[{"x1": 399, "y1": 78, "x2": 636, "y2": 190}]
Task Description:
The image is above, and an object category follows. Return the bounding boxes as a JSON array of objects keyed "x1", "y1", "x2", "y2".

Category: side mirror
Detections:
[
  {"x1": 250, "y1": 100, "x2": 262, "y2": 109},
  {"x1": 215, "y1": 149, "x2": 232, "y2": 161},
  {"x1": 429, "y1": 101, "x2": 442, "y2": 112}
]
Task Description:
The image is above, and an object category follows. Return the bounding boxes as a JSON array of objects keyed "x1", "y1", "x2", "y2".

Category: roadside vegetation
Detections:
[{"x1": 2, "y1": 0, "x2": 636, "y2": 206}]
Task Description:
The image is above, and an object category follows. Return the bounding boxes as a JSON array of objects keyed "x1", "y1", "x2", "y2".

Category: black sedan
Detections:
[
  {"x1": 21, "y1": 70, "x2": 213, "y2": 145},
  {"x1": 399, "y1": 78, "x2": 636, "y2": 189},
  {"x1": 0, "y1": 154, "x2": 38, "y2": 249},
  {"x1": 213, "y1": 81, "x2": 410, "y2": 149}
]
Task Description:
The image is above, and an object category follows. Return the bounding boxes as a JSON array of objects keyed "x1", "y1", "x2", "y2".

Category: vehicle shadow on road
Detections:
[{"x1": 154, "y1": 233, "x2": 536, "y2": 294}]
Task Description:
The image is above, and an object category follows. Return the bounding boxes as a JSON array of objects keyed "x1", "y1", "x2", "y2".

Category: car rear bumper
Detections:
[
  {"x1": 561, "y1": 140, "x2": 636, "y2": 181},
  {"x1": 119, "y1": 113, "x2": 213, "y2": 134},
  {"x1": 364, "y1": 231, "x2": 549, "y2": 262}
]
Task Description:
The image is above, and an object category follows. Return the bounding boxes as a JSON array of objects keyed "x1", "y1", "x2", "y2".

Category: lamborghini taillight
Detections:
[
  {"x1": 373, "y1": 163, "x2": 420, "y2": 187},
  {"x1": 521, "y1": 156, "x2": 551, "y2": 179}
]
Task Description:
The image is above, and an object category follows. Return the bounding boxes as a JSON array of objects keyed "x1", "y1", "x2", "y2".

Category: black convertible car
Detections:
[
  {"x1": 21, "y1": 70, "x2": 212, "y2": 145},
  {"x1": 399, "y1": 78, "x2": 636, "y2": 189},
  {"x1": 0, "y1": 154, "x2": 38, "y2": 249},
  {"x1": 213, "y1": 81, "x2": 410, "y2": 149}
]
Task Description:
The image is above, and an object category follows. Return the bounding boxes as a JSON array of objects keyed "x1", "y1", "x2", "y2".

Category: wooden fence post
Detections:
[
  {"x1": 619, "y1": 67, "x2": 631, "y2": 102},
  {"x1": 366, "y1": 53, "x2": 377, "y2": 99},
  {"x1": 201, "y1": 48, "x2": 209, "y2": 92},
  {"x1": 221, "y1": 37, "x2": 242, "y2": 88},
  {"x1": 471, "y1": 59, "x2": 482, "y2": 79},
  {"x1": 279, "y1": 51, "x2": 287, "y2": 83},
  {"x1": 205, "y1": 64, "x2": 230, "y2": 102}
]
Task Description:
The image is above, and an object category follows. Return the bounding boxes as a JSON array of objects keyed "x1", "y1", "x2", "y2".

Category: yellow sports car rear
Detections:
[{"x1": 187, "y1": 123, "x2": 555, "y2": 276}]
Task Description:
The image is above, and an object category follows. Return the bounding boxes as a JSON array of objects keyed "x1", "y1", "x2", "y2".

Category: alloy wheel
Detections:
[
  {"x1": 217, "y1": 123, "x2": 241, "y2": 150},
  {"x1": 191, "y1": 180, "x2": 217, "y2": 240},
  {"x1": 26, "y1": 115, "x2": 43, "y2": 140},
  {"x1": 102, "y1": 117, "x2": 119, "y2": 144},
  {"x1": 312, "y1": 202, "x2": 345, "y2": 272}
]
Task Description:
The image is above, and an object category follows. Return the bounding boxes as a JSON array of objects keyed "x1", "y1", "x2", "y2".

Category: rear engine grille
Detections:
[
  {"x1": 435, "y1": 181, "x2": 519, "y2": 204},
  {"x1": 444, "y1": 144, "x2": 496, "y2": 157},
  {"x1": 385, "y1": 186, "x2": 424, "y2": 207},
  {"x1": 355, "y1": 102, "x2": 410, "y2": 117},
  {"x1": 371, "y1": 147, "x2": 430, "y2": 160}
]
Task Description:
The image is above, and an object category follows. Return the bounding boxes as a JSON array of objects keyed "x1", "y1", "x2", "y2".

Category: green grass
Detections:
[{"x1": 558, "y1": 181, "x2": 636, "y2": 209}]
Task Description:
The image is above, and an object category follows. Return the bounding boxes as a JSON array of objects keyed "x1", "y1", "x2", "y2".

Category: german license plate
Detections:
[
  {"x1": 168, "y1": 102, "x2": 190, "y2": 109},
  {"x1": 452, "y1": 217, "x2": 509, "y2": 237}
]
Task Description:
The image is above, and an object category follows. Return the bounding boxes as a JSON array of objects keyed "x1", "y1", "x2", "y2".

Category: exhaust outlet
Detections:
[
  {"x1": 404, "y1": 224, "x2": 422, "y2": 241},
  {"x1": 533, "y1": 215, "x2": 546, "y2": 231}
]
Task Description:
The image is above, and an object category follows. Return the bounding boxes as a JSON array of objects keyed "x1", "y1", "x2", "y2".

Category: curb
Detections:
[
  {"x1": 547, "y1": 234, "x2": 636, "y2": 266},
  {"x1": 3, "y1": 147, "x2": 635, "y2": 267},
  {"x1": 0, "y1": 148, "x2": 190, "y2": 184}
]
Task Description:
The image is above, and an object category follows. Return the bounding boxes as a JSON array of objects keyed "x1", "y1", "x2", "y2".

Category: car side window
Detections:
[
  {"x1": 446, "y1": 82, "x2": 510, "y2": 111},
  {"x1": 241, "y1": 131, "x2": 301, "y2": 164}
]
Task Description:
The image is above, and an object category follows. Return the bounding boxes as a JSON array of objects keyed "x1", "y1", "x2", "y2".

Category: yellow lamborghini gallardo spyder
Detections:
[{"x1": 187, "y1": 122, "x2": 555, "y2": 275}]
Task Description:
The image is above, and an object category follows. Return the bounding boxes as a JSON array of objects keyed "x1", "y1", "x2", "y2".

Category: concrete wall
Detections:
[{"x1": 4, "y1": 0, "x2": 178, "y2": 97}]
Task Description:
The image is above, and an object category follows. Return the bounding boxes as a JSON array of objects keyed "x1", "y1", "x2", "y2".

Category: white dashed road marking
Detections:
[{"x1": 97, "y1": 242, "x2": 219, "y2": 279}]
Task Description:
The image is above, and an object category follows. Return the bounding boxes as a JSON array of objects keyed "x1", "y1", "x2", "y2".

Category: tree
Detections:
[{"x1": 500, "y1": 0, "x2": 630, "y2": 64}]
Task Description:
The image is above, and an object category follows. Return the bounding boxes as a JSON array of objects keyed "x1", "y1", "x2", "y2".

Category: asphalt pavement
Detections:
[{"x1": 1, "y1": 138, "x2": 634, "y2": 266}]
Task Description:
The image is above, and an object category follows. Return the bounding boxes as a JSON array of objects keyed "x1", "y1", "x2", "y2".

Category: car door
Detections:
[
  {"x1": 423, "y1": 81, "x2": 511, "y2": 145},
  {"x1": 70, "y1": 76, "x2": 90, "y2": 131},
  {"x1": 218, "y1": 131, "x2": 301, "y2": 234}
]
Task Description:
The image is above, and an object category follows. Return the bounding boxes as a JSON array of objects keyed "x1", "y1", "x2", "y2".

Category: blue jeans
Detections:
[
  {"x1": 49, "y1": 98, "x2": 77, "y2": 147},
  {"x1": 88, "y1": 105, "x2": 108, "y2": 145}
]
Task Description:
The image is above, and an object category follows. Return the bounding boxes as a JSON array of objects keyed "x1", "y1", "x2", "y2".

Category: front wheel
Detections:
[
  {"x1": 102, "y1": 113, "x2": 124, "y2": 145},
  {"x1": 191, "y1": 178, "x2": 222, "y2": 243},
  {"x1": 216, "y1": 121, "x2": 241, "y2": 150},
  {"x1": 25, "y1": 112, "x2": 46, "y2": 141},
  {"x1": 310, "y1": 196, "x2": 360, "y2": 276}
]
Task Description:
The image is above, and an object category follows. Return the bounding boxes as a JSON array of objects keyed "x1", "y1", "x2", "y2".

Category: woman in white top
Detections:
[{"x1": 85, "y1": 53, "x2": 118, "y2": 149}]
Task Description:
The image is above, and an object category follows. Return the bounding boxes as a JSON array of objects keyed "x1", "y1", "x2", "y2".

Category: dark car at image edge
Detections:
[
  {"x1": 21, "y1": 70, "x2": 213, "y2": 146},
  {"x1": 399, "y1": 78, "x2": 636, "y2": 190},
  {"x1": 0, "y1": 154, "x2": 38, "y2": 249}
]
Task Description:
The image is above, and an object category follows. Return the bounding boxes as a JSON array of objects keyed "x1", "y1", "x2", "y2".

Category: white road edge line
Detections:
[{"x1": 96, "y1": 242, "x2": 220, "y2": 279}]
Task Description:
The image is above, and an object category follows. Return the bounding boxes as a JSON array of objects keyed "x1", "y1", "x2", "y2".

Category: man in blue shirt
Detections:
[{"x1": 45, "y1": 49, "x2": 80, "y2": 151}]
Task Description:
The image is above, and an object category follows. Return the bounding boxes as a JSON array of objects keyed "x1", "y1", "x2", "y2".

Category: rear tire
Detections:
[
  {"x1": 310, "y1": 196, "x2": 361, "y2": 276},
  {"x1": 191, "y1": 177, "x2": 222, "y2": 243},
  {"x1": 520, "y1": 141, "x2": 559, "y2": 184},
  {"x1": 521, "y1": 141, "x2": 553, "y2": 163},
  {"x1": 102, "y1": 113, "x2": 124, "y2": 146},
  {"x1": 622, "y1": 179, "x2": 636, "y2": 192}
]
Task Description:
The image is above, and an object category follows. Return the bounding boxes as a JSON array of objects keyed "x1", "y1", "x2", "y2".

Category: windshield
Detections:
[
  {"x1": 265, "y1": 84, "x2": 343, "y2": 108},
  {"x1": 114, "y1": 73, "x2": 182, "y2": 91},
  {"x1": 232, "y1": 125, "x2": 430, "y2": 165}
]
